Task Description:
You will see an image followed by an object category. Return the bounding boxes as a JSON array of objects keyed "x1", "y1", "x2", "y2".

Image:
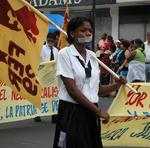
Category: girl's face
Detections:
[
  {"x1": 120, "y1": 44, "x2": 125, "y2": 50},
  {"x1": 133, "y1": 41, "x2": 138, "y2": 49},
  {"x1": 72, "y1": 21, "x2": 93, "y2": 44}
]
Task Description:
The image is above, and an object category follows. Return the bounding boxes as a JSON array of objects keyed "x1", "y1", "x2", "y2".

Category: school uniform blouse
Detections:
[
  {"x1": 40, "y1": 44, "x2": 58, "y2": 62},
  {"x1": 56, "y1": 44, "x2": 100, "y2": 104}
]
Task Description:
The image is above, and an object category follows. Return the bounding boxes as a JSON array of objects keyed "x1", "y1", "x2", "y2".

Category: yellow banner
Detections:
[
  {"x1": 57, "y1": 1, "x2": 69, "y2": 50},
  {"x1": 0, "y1": 0, "x2": 49, "y2": 108},
  {"x1": 0, "y1": 61, "x2": 58, "y2": 123},
  {"x1": 1, "y1": 53, "x2": 150, "y2": 148},
  {"x1": 102, "y1": 83, "x2": 150, "y2": 147}
]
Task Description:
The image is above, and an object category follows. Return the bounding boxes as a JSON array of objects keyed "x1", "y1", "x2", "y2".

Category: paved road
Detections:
[{"x1": 0, "y1": 97, "x2": 140, "y2": 148}]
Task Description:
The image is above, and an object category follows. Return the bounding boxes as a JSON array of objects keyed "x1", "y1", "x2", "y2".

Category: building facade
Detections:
[{"x1": 29, "y1": 0, "x2": 150, "y2": 47}]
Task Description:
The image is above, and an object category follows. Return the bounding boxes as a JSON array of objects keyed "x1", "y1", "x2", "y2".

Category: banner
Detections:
[
  {"x1": 57, "y1": 1, "x2": 69, "y2": 50},
  {"x1": 102, "y1": 83, "x2": 150, "y2": 147},
  {"x1": 0, "y1": 0, "x2": 49, "y2": 108},
  {"x1": 0, "y1": 61, "x2": 59, "y2": 123},
  {"x1": 1, "y1": 56, "x2": 150, "y2": 148}
]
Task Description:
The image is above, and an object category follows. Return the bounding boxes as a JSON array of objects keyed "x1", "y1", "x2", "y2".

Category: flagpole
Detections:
[
  {"x1": 92, "y1": 0, "x2": 96, "y2": 51},
  {"x1": 90, "y1": 54, "x2": 138, "y2": 93}
]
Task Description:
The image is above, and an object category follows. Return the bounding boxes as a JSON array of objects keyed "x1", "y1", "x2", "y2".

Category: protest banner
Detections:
[
  {"x1": 0, "y1": 61, "x2": 59, "y2": 123},
  {"x1": 57, "y1": 0, "x2": 69, "y2": 50},
  {"x1": 102, "y1": 83, "x2": 150, "y2": 147},
  {"x1": 0, "y1": 57, "x2": 150, "y2": 147},
  {"x1": 0, "y1": 0, "x2": 50, "y2": 108}
]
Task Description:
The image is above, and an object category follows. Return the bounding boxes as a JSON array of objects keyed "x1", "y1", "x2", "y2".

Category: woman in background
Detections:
[{"x1": 127, "y1": 39, "x2": 146, "y2": 82}]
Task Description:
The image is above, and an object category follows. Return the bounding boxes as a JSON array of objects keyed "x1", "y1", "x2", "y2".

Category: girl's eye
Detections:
[{"x1": 80, "y1": 29, "x2": 86, "y2": 32}]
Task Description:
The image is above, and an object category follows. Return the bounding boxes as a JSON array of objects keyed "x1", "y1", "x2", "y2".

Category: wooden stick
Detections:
[{"x1": 90, "y1": 53, "x2": 138, "y2": 93}]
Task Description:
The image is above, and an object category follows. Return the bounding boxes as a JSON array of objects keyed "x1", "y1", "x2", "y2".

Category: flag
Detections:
[
  {"x1": 57, "y1": 1, "x2": 69, "y2": 50},
  {"x1": 102, "y1": 83, "x2": 150, "y2": 147},
  {"x1": 0, "y1": 0, "x2": 49, "y2": 109}
]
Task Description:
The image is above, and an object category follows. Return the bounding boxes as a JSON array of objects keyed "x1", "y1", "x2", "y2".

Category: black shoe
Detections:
[{"x1": 34, "y1": 116, "x2": 42, "y2": 122}]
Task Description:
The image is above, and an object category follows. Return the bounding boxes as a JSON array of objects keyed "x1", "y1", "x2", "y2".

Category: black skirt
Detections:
[{"x1": 53, "y1": 100, "x2": 103, "y2": 148}]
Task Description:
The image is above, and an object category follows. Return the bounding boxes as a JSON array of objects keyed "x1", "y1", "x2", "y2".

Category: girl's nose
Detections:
[{"x1": 86, "y1": 30, "x2": 92, "y2": 36}]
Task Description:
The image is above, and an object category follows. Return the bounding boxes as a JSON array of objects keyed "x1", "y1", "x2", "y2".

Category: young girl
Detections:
[{"x1": 53, "y1": 17, "x2": 126, "y2": 148}]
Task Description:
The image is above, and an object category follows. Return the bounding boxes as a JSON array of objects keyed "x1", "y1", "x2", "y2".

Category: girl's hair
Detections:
[
  {"x1": 130, "y1": 40, "x2": 134, "y2": 45},
  {"x1": 121, "y1": 39, "x2": 130, "y2": 49},
  {"x1": 134, "y1": 38, "x2": 145, "y2": 51},
  {"x1": 107, "y1": 35, "x2": 114, "y2": 43},
  {"x1": 47, "y1": 32, "x2": 56, "y2": 40},
  {"x1": 109, "y1": 43, "x2": 116, "y2": 53},
  {"x1": 67, "y1": 17, "x2": 93, "y2": 44}
]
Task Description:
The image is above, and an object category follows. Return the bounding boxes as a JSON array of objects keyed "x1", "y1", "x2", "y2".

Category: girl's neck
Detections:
[{"x1": 74, "y1": 43, "x2": 86, "y2": 61}]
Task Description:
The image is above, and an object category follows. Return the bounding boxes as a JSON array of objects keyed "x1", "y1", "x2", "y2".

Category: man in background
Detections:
[
  {"x1": 34, "y1": 32, "x2": 58, "y2": 122},
  {"x1": 40, "y1": 32, "x2": 58, "y2": 62}
]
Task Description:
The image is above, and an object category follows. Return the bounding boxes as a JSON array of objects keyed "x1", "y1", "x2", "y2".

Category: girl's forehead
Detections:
[{"x1": 76, "y1": 22, "x2": 92, "y2": 29}]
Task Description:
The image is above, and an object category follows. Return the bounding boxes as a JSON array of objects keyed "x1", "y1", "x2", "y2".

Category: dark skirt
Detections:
[{"x1": 53, "y1": 100, "x2": 103, "y2": 148}]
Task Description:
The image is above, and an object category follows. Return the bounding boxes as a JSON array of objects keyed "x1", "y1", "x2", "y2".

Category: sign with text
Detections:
[
  {"x1": 0, "y1": 0, "x2": 49, "y2": 108},
  {"x1": 28, "y1": 0, "x2": 116, "y2": 8},
  {"x1": 102, "y1": 83, "x2": 150, "y2": 147},
  {"x1": 0, "y1": 61, "x2": 59, "y2": 123}
]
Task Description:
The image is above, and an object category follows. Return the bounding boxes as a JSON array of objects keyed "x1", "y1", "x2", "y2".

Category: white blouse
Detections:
[{"x1": 56, "y1": 44, "x2": 100, "y2": 104}]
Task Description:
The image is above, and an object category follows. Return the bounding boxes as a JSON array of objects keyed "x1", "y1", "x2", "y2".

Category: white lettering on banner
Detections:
[
  {"x1": 30, "y1": 0, "x2": 38, "y2": 7},
  {"x1": 29, "y1": 0, "x2": 82, "y2": 7},
  {"x1": 48, "y1": 0, "x2": 58, "y2": 5},
  {"x1": 39, "y1": 0, "x2": 48, "y2": 6}
]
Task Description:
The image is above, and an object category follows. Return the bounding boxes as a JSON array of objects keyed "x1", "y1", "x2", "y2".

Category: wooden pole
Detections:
[{"x1": 92, "y1": 0, "x2": 96, "y2": 51}]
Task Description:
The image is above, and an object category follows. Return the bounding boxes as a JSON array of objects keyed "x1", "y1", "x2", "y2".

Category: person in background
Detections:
[
  {"x1": 97, "y1": 32, "x2": 107, "y2": 51},
  {"x1": 99, "y1": 50, "x2": 111, "y2": 85},
  {"x1": 129, "y1": 40, "x2": 135, "y2": 51},
  {"x1": 53, "y1": 17, "x2": 126, "y2": 148},
  {"x1": 54, "y1": 31, "x2": 60, "y2": 48},
  {"x1": 144, "y1": 32, "x2": 150, "y2": 82},
  {"x1": 113, "y1": 39, "x2": 122, "y2": 60},
  {"x1": 111, "y1": 39, "x2": 125, "y2": 74},
  {"x1": 127, "y1": 38, "x2": 146, "y2": 82},
  {"x1": 117, "y1": 39, "x2": 130, "y2": 78},
  {"x1": 110, "y1": 39, "x2": 122, "y2": 72},
  {"x1": 40, "y1": 32, "x2": 58, "y2": 62},
  {"x1": 104, "y1": 35, "x2": 114, "y2": 51},
  {"x1": 34, "y1": 32, "x2": 58, "y2": 122}
]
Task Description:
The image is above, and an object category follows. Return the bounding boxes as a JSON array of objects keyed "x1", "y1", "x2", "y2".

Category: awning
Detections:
[{"x1": 44, "y1": 13, "x2": 64, "y2": 32}]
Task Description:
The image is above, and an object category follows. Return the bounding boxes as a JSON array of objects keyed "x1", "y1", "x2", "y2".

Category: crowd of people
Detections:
[{"x1": 96, "y1": 32, "x2": 150, "y2": 85}]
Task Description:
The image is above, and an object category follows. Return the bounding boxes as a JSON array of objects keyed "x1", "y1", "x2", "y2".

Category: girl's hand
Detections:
[
  {"x1": 99, "y1": 111, "x2": 110, "y2": 124},
  {"x1": 115, "y1": 76, "x2": 127, "y2": 85}
]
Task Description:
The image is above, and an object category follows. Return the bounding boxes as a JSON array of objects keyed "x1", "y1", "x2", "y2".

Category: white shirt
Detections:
[
  {"x1": 144, "y1": 41, "x2": 150, "y2": 62},
  {"x1": 127, "y1": 60, "x2": 145, "y2": 82},
  {"x1": 56, "y1": 44, "x2": 100, "y2": 104},
  {"x1": 40, "y1": 44, "x2": 58, "y2": 62}
]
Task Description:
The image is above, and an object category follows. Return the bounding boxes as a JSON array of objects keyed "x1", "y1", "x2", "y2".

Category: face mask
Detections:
[{"x1": 77, "y1": 36, "x2": 92, "y2": 43}]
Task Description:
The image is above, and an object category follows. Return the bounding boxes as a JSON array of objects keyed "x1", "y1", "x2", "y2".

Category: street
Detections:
[{"x1": 0, "y1": 97, "x2": 141, "y2": 148}]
